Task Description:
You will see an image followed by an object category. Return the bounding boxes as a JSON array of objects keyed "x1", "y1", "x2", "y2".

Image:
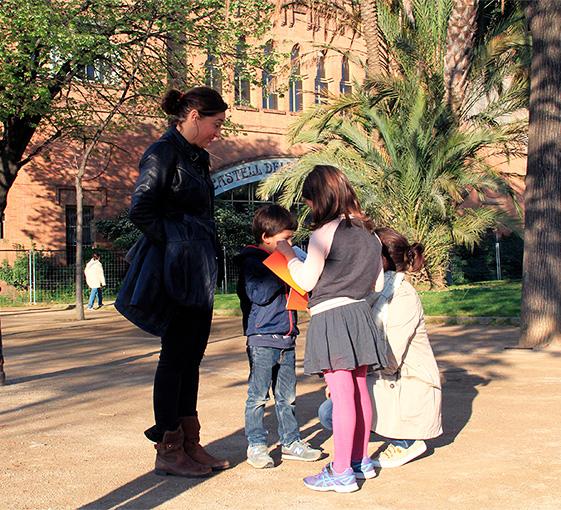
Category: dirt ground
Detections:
[{"x1": 1, "y1": 306, "x2": 560, "y2": 510}]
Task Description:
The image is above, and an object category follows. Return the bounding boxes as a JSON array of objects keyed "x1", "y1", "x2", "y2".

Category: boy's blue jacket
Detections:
[{"x1": 234, "y1": 245, "x2": 298, "y2": 340}]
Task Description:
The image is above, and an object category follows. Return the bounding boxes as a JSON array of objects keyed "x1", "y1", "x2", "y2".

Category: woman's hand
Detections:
[{"x1": 276, "y1": 239, "x2": 297, "y2": 261}]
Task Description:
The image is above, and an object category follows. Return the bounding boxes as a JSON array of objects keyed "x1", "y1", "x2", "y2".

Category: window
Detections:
[
  {"x1": 314, "y1": 51, "x2": 329, "y2": 104},
  {"x1": 76, "y1": 59, "x2": 113, "y2": 84},
  {"x1": 205, "y1": 54, "x2": 223, "y2": 94},
  {"x1": 65, "y1": 206, "x2": 94, "y2": 263},
  {"x1": 262, "y1": 41, "x2": 278, "y2": 110},
  {"x1": 340, "y1": 55, "x2": 352, "y2": 95},
  {"x1": 217, "y1": 183, "x2": 279, "y2": 212},
  {"x1": 234, "y1": 37, "x2": 251, "y2": 106},
  {"x1": 289, "y1": 45, "x2": 303, "y2": 112}
]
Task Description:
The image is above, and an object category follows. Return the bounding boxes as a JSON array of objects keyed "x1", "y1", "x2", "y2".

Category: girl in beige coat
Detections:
[{"x1": 318, "y1": 227, "x2": 442, "y2": 468}]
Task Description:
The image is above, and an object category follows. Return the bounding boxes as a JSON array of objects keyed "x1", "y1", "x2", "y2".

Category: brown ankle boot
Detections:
[
  {"x1": 154, "y1": 427, "x2": 212, "y2": 477},
  {"x1": 180, "y1": 416, "x2": 230, "y2": 471}
]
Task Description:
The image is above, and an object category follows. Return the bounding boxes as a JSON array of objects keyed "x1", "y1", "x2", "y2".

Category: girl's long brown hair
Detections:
[{"x1": 302, "y1": 165, "x2": 374, "y2": 231}]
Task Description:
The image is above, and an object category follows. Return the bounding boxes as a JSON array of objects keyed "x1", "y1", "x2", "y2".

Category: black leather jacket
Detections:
[
  {"x1": 129, "y1": 126, "x2": 215, "y2": 244},
  {"x1": 116, "y1": 127, "x2": 218, "y2": 336}
]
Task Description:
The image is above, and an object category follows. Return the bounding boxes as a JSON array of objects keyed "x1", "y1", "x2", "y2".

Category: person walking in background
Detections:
[
  {"x1": 318, "y1": 227, "x2": 442, "y2": 468},
  {"x1": 115, "y1": 86, "x2": 229, "y2": 478},
  {"x1": 84, "y1": 253, "x2": 105, "y2": 310},
  {"x1": 235, "y1": 205, "x2": 321, "y2": 469},
  {"x1": 276, "y1": 165, "x2": 385, "y2": 494}
]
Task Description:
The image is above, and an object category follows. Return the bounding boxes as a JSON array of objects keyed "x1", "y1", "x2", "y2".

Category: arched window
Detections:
[
  {"x1": 262, "y1": 41, "x2": 278, "y2": 110},
  {"x1": 339, "y1": 55, "x2": 352, "y2": 95},
  {"x1": 234, "y1": 37, "x2": 251, "y2": 106},
  {"x1": 314, "y1": 50, "x2": 329, "y2": 104},
  {"x1": 289, "y1": 44, "x2": 303, "y2": 112},
  {"x1": 205, "y1": 53, "x2": 222, "y2": 94}
]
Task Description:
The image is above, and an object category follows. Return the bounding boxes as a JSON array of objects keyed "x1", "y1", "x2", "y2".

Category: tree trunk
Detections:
[
  {"x1": 519, "y1": 0, "x2": 561, "y2": 348},
  {"x1": 0, "y1": 316, "x2": 6, "y2": 386},
  {"x1": 360, "y1": 0, "x2": 386, "y2": 78},
  {"x1": 0, "y1": 115, "x2": 40, "y2": 215},
  {"x1": 444, "y1": 0, "x2": 479, "y2": 115},
  {"x1": 165, "y1": 16, "x2": 188, "y2": 89},
  {"x1": 75, "y1": 167, "x2": 85, "y2": 321}
]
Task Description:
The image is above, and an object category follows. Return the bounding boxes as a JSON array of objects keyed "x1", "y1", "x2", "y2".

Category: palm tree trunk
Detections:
[
  {"x1": 444, "y1": 0, "x2": 479, "y2": 115},
  {"x1": 360, "y1": 0, "x2": 387, "y2": 78},
  {"x1": 519, "y1": 0, "x2": 561, "y2": 348}
]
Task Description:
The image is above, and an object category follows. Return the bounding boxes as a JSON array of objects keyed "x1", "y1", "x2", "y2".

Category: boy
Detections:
[{"x1": 235, "y1": 205, "x2": 321, "y2": 469}]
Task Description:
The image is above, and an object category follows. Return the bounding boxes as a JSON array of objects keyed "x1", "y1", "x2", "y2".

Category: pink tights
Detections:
[{"x1": 323, "y1": 365, "x2": 372, "y2": 473}]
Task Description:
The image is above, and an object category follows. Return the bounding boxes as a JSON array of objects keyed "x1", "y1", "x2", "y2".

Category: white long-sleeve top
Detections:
[{"x1": 287, "y1": 218, "x2": 384, "y2": 315}]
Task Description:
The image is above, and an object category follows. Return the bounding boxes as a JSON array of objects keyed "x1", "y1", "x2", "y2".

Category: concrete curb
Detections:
[{"x1": 424, "y1": 316, "x2": 520, "y2": 326}]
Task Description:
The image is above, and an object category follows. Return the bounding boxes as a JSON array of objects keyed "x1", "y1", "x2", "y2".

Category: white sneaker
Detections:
[
  {"x1": 371, "y1": 440, "x2": 427, "y2": 468},
  {"x1": 247, "y1": 444, "x2": 274, "y2": 469}
]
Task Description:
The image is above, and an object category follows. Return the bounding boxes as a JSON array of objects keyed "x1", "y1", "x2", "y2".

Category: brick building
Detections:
[{"x1": 0, "y1": 5, "x2": 366, "y2": 257}]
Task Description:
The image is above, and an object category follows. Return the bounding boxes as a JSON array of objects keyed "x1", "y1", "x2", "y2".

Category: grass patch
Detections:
[
  {"x1": 1, "y1": 282, "x2": 521, "y2": 317},
  {"x1": 215, "y1": 280, "x2": 521, "y2": 318},
  {"x1": 418, "y1": 280, "x2": 521, "y2": 317},
  {"x1": 214, "y1": 293, "x2": 241, "y2": 310}
]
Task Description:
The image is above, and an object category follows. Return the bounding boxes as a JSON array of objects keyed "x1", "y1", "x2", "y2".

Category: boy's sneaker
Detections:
[
  {"x1": 351, "y1": 457, "x2": 378, "y2": 479},
  {"x1": 281, "y1": 440, "x2": 321, "y2": 462},
  {"x1": 246, "y1": 445, "x2": 274, "y2": 469},
  {"x1": 371, "y1": 440, "x2": 427, "y2": 468},
  {"x1": 303, "y1": 463, "x2": 359, "y2": 493}
]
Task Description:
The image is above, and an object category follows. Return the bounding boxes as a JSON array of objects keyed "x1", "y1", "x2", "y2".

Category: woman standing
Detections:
[{"x1": 116, "y1": 87, "x2": 229, "y2": 477}]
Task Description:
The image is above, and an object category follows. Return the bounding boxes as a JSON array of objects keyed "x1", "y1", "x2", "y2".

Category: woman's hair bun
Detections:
[{"x1": 161, "y1": 89, "x2": 184, "y2": 116}]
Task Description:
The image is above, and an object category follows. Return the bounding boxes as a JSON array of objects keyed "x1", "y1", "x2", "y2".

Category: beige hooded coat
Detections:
[{"x1": 369, "y1": 279, "x2": 442, "y2": 440}]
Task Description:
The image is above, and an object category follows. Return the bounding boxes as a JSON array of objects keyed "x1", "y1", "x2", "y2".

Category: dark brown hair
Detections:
[
  {"x1": 302, "y1": 165, "x2": 373, "y2": 231},
  {"x1": 252, "y1": 204, "x2": 298, "y2": 244},
  {"x1": 161, "y1": 86, "x2": 228, "y2": 123},
  {"x1": 375, "y1": 227, "x2": 425, "y2": 272}
]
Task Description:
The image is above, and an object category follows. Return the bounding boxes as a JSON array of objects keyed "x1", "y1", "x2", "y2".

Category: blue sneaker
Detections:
[
  {"x1": 351, "y1": 457, "x2": 377, "y2": 479},
  {"x1": 303, "y1": 463, "x2": 359, "y2": 493}
]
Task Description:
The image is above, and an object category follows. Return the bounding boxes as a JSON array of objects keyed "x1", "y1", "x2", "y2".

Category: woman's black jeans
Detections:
[{"x1": 145, "y1": 306, "x2": 213, "y2": 442}]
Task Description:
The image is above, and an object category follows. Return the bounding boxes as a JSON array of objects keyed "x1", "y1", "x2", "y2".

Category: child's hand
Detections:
[
  {"x1": 276, "y1": 239, "x2": 296, "y2": 261},
  {"x1": 324, "y1": 386, "x2": 331, "y2": 399}
]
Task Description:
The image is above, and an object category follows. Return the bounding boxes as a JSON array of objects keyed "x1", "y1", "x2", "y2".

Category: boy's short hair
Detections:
[{"x1": 252, "y1": 204, "x2": 298, "y2": 244}]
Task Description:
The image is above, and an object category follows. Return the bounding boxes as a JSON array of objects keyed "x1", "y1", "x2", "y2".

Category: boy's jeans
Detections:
[
  {"x1": 245, "y1": 345, "x2": 300, "y2": 447},
  {"x1": 87, "y1": 288, "x2": 103, "y2": 309}
]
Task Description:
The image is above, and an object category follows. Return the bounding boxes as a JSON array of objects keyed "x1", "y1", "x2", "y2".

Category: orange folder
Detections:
[
  {"x1": 263, "y1": 250, "x2": 309, "y2": 311},
  {"x1": 286, "y1": 288, "x2": 309, "y2": 311}
]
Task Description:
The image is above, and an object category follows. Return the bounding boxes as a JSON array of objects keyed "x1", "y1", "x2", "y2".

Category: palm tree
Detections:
[
  {"x1": 444, "y1": 0, "x2": 479, "y2": 114},
  {"x1": 259, "y1": 1, "x2": 528, "y2": 285},
  {"x1": 259, "y1": 81, "x2": 524, "y2": 285},
  {"x1": 359, "y1": 0, "x2": 387, "y2": 77},
  {"x1": 520, "y1": 0, "x2": 561, "y2": 347}
]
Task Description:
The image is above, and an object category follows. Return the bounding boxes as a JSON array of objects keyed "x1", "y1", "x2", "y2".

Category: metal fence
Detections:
[
  {"x1": 0, "y1": 249, "x2": 129, "y2": 304},
  {"x1": 0, "y1": 248, "x2": 241, "y2": 305}
]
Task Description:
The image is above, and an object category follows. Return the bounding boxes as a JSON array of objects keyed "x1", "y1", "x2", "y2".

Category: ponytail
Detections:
[{"x1": 375, "y1": 228, "x2": 425, "y2": 273}]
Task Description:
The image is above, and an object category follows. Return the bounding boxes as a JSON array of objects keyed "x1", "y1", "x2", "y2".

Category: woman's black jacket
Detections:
[{"x1": 115, "y1": 127, "x2": 218, "y2": 336}]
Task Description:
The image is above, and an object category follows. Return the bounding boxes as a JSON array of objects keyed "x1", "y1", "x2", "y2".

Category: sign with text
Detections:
[{"x1": 212, "y1": 158, "x2": 297, "y2": 196}]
